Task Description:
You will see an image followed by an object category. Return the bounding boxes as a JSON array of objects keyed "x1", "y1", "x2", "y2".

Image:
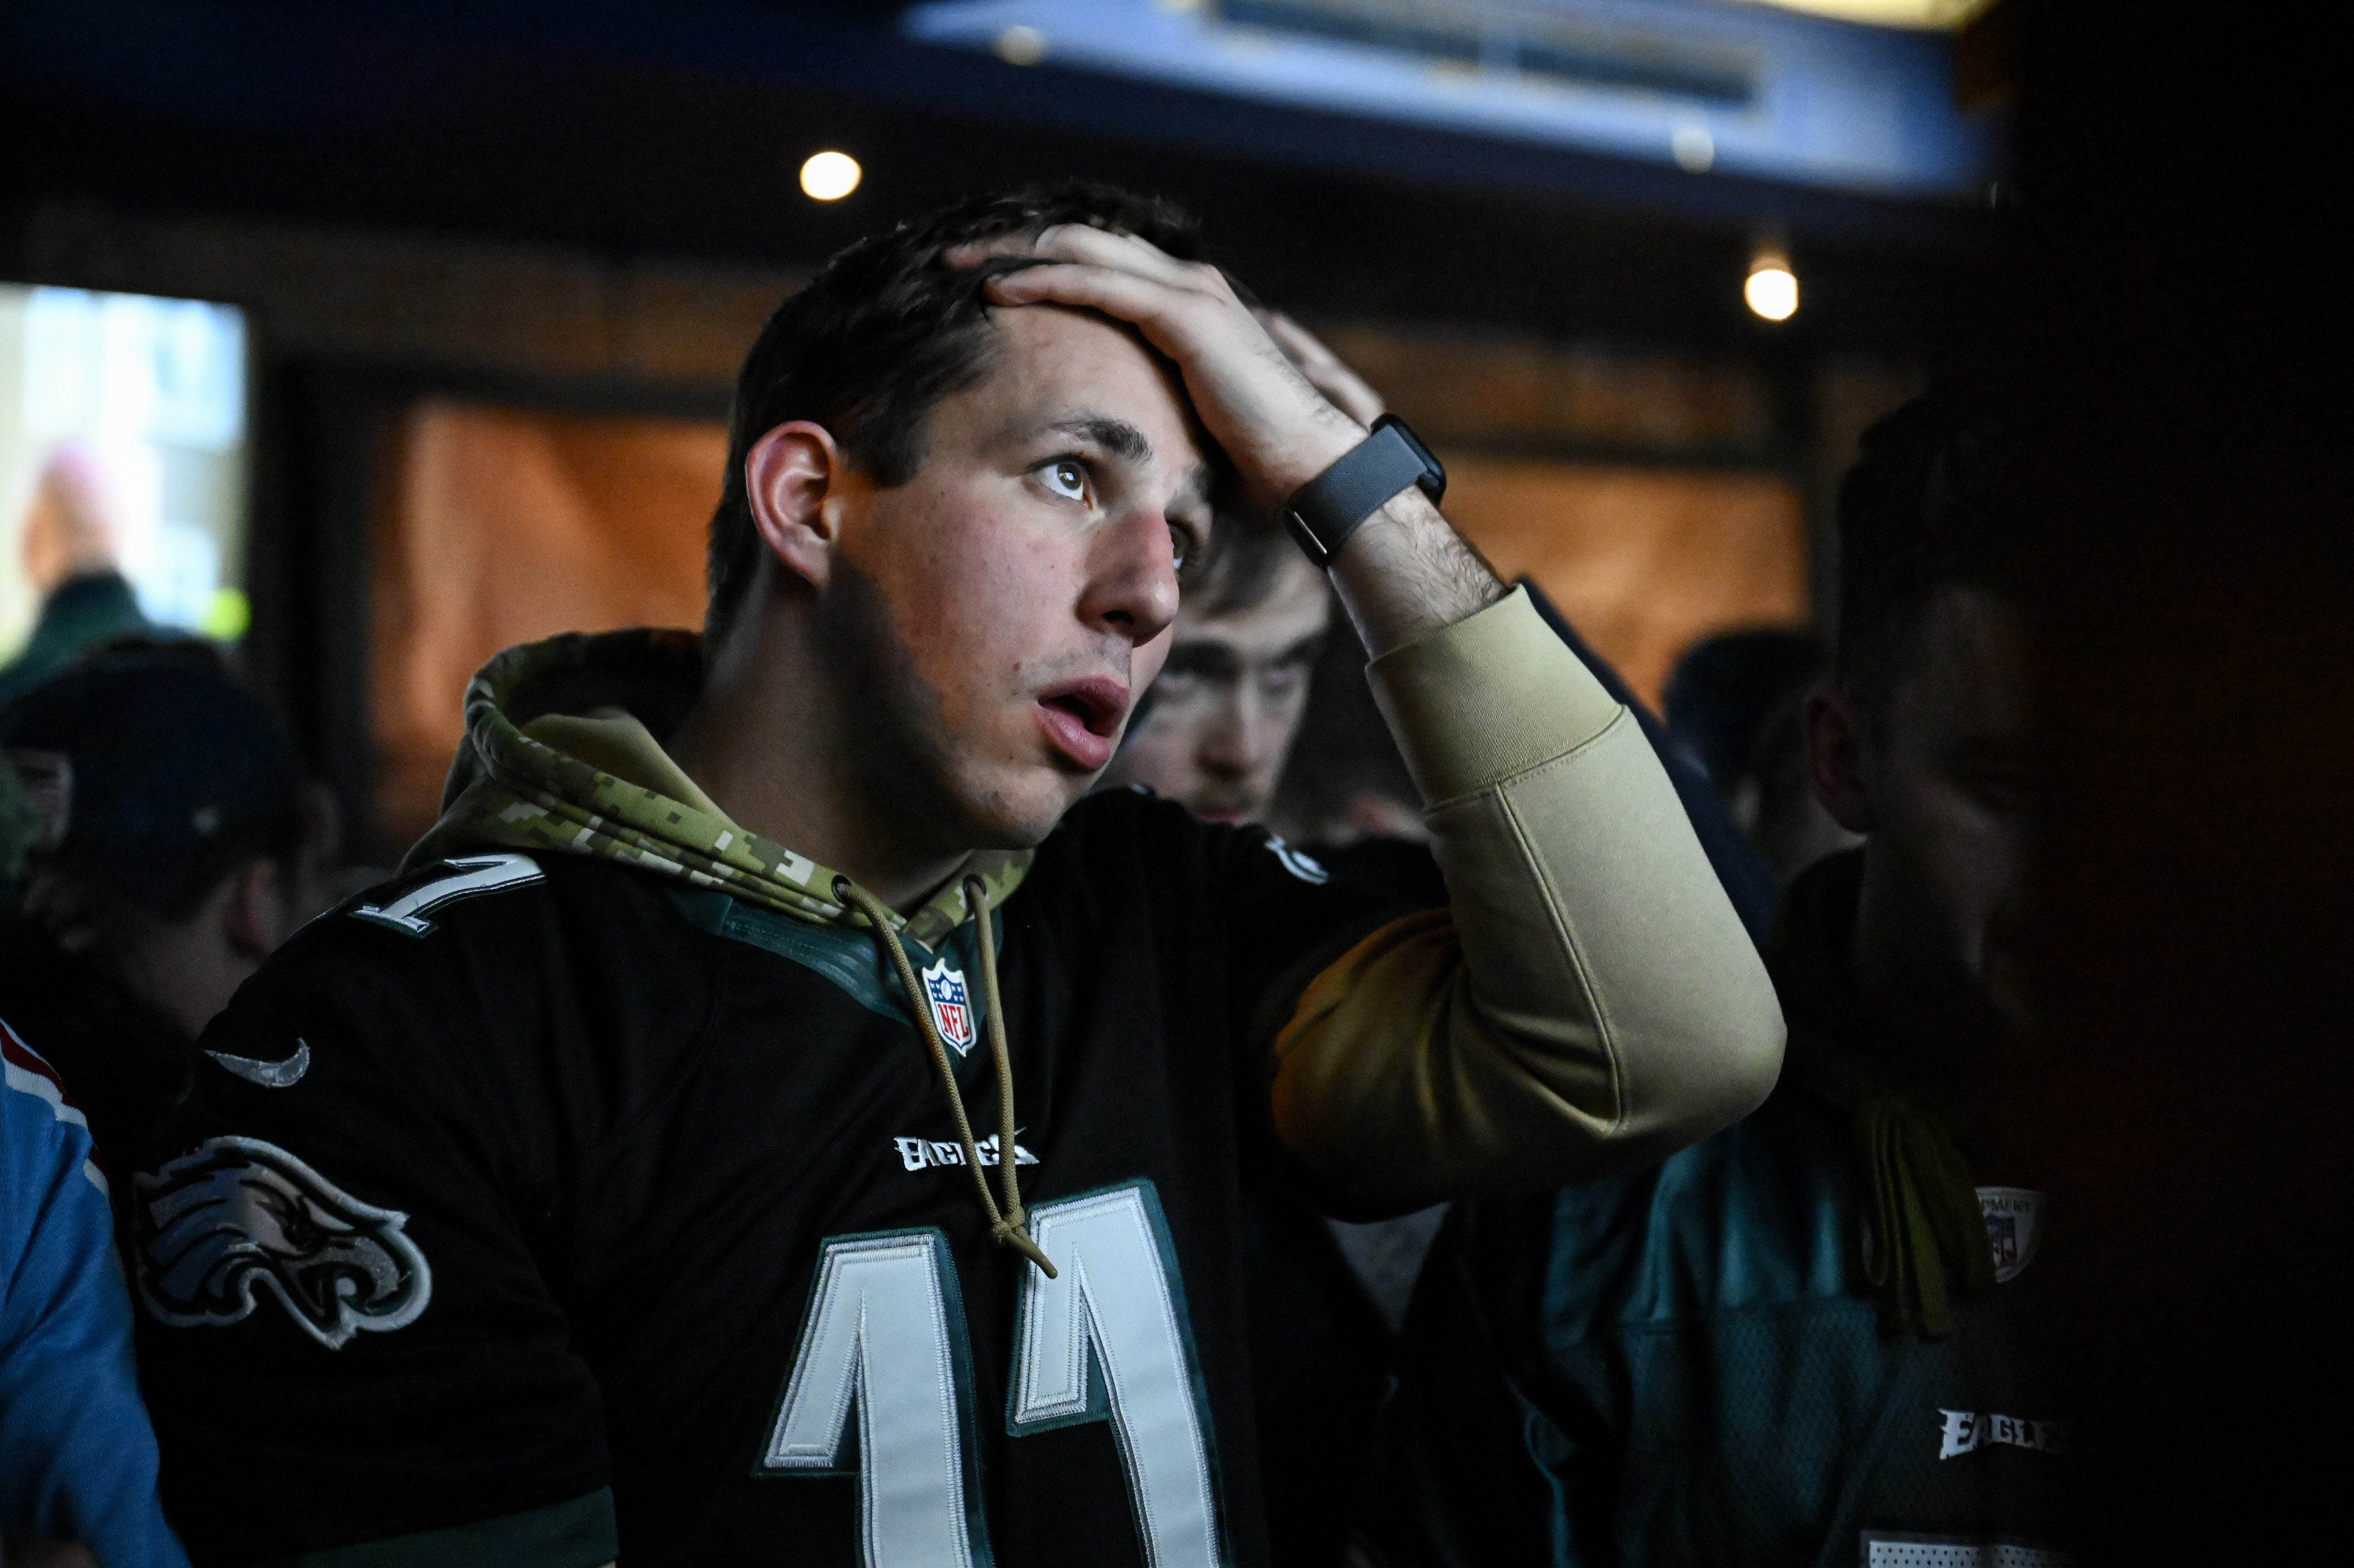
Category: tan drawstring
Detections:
[{"x1": 834, "y1": 875, "x2": 1056, "y2": 1278}]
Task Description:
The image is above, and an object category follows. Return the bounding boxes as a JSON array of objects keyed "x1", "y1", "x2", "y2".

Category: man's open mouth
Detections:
[{"x1": 1036, "y1": 678, "x2": 1129, "y2": 771}]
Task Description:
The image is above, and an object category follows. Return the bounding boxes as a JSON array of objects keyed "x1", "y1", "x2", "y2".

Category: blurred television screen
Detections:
[{"x1": 0, "y1": 283, "x2": 250, "y2": 659}]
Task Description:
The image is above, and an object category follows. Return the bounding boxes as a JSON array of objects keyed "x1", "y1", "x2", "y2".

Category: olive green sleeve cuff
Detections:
[{"x1": 1364, "y1": 585, "x2": 1621, "y2": 806}]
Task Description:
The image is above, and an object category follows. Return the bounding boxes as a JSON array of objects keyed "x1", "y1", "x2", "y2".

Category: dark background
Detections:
[
  {"x1": 5, "y1": 0, "x2": 1994, "y2": 856},
  {"x1": 6, "y1": 1, "x2": 2344, "y2": 1556}
]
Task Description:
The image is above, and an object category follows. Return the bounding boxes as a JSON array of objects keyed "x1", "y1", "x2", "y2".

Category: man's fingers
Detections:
[
  {"x1": 952, "y1": 223, "x2": 1220, "y2": 298},
  {"x1": 981, "y1": 260, "x2": 1214, "y2": 342},
  {"x1": 1260, "y1": 311, "x2": 1388, "y2": 426},
  {"x1": 1028, "y1": 223, "x2": 1211, "y2": 288},
  {"x1": 939, "y1": 235, "x2": 1038, "y2": 268}
]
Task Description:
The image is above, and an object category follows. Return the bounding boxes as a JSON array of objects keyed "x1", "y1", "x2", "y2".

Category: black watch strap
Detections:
[{"x1": 1281, "y1": 415, "x2": 1447, "y2": 568}]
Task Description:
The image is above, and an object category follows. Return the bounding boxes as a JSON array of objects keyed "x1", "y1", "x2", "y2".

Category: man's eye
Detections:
[
  {"x1": 1041, "y1": 461, "x2": 1089, "y2": 502},
  {"x1": 1169, "y1": 526, "x2": 1191, "y2": 570}
]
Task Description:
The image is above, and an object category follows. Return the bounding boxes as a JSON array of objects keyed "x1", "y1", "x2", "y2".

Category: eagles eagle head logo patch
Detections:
[
  {"x1": 921, "y1": 956, "x2": 977, "y2": 1056},
  {"x1": 136, "y1": 1136, "x2": 431, "y2": 1350}
]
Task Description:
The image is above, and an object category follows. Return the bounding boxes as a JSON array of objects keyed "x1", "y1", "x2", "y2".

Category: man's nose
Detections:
[
  {"x1": 1076, "y1": 504, "x2": 1181, "y2": 648},
  {"x1": 1199, "y1": 682, "x2": 1274, "y2": 772}
]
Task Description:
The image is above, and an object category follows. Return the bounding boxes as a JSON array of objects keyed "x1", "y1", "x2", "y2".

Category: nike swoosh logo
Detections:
[{"x1": 206, "y1": 1039, "x2": 312, "y2": 1089}]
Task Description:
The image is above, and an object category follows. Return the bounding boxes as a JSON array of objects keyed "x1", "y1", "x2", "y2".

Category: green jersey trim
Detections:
[{"x1": 666, "y1": 886, "x2": 999, "y2": 1036}]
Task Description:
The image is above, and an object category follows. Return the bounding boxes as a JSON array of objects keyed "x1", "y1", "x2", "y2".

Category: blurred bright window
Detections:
[{"x1": 0, "y1": 284, "x2": 250, "y2": 659}]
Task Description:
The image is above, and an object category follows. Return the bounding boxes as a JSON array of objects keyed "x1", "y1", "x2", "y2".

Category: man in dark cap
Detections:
[{"x1": 0, "y1": 643, "x2": 337, "y2": 1165}]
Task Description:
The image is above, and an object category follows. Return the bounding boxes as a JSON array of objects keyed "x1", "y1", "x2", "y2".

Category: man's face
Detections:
[
  {"x1": 1101, "y1": 551, "x2": 1330, "y2": 824},
  {"x1": 827, "y1": 305, "x2": 1213, "y2": 851},
  {"x1": 1848, "y1": 585, "x2": 2034, "y2": 1047}
]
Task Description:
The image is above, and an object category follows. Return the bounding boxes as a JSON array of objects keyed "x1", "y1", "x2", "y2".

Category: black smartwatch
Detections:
[{"x1": 1281, "y1": 415, "x2": 1447, "y2": 568}]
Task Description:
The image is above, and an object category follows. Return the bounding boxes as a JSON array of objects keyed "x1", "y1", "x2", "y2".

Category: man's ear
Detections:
[
  {"x1": 221, "y1": 856, "x2": 292, "y2": 961},
  {"x1": 1803, "y1": 685, "x2": 1878, "y2": 834},
  {"x1": 746, "y1": 422, "x2": 849, "y2": 590},
  {"x1": 286, "y1": 781, "x2": 342, "y2": 925}
]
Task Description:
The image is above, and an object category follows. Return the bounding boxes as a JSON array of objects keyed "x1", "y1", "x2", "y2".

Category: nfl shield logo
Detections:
[
  {"x1": 1977, "y1": 1186, "x2": 2045, "y2": 1284},
  {"x1": 921, "y1": 957, "x2": 977, "y2": 1057}
]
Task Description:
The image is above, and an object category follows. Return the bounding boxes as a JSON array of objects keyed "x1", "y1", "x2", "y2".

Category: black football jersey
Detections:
[{"x1": 132, "y1": 789, "x2": 1405, "y2": 1567}]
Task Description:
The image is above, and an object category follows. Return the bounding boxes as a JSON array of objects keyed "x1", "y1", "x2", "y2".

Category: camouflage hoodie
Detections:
[
  {"x1": 407, "y1": 628, "x2": 1030, "y2": 949},
  {"x1": 407, "y1": 626, "x2": 1058, "y2": 1265}
]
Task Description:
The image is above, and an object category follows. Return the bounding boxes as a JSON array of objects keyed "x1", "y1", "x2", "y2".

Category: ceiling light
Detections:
[
  {"x1": 1731, "y1": 0, "x2": 1997, "y2": 30},
  {"x1": 1670, "y1": 123, "x2": 1715, "y2": 173},
  {"x1": 996, "y1": 25, "x2": 1048, "y2": 65},
  {"x1": 1745, "y1": 245, "x2": 1799, "y2": 322},
  {"x1": 800, "y1": 151, "x2": 862, "y2": 202}
]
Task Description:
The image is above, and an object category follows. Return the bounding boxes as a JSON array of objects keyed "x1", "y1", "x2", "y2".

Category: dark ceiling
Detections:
[{"x1": 1, "y1": 0, "x2": 2004, "y2": 352}]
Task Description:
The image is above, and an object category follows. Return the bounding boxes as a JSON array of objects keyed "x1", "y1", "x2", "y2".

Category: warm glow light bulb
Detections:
[
  {"x1": 800, "y1": 151, "x2": 862, "y2": 202},
  {"x1": 1745, "y1": 262, "x2": 1799, "y2": 322}
]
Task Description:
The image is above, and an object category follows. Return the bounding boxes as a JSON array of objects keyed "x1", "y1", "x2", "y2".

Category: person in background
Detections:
[
  {"x1": 1101, "y1": 313, "x2": 1381, "y2": 831},
  {"x1": 0, "y1": 446, "x2": 154, "y2": 709},
  {"x1": 1667, "y1": 629, "x2": 1863, "y2": 884},
  {"x1": 1364, "y1": 387, "x2": 2063, "y2": 1567},
  {"x1": 0, "y1": 644, "x2": 339, "y2": 1170},
  {"x1": 1, "y1": 756, "x2": 192, "y2": 1568}
]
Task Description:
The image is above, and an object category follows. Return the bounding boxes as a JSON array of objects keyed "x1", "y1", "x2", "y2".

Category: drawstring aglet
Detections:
[{"x1": 993, "y1": 1218, "x2": 1058, "y2": 1277}]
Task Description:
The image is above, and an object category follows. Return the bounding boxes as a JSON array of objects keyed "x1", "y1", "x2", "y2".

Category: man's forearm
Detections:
[
  {"x1": 1325, "y1": 490, "x2": 1507, "y2": 656},
  {"x1": 1271, "y1": 589, "x2": 1786, "y2": 1205}
]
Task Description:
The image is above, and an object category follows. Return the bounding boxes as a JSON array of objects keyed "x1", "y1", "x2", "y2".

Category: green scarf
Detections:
[
  {"x1": 1772, "y1": 850, "x2": 1994, "y2": 1339},
  {"x1": 407, "y1": 628, "x2": 1031, "y2": 948}
]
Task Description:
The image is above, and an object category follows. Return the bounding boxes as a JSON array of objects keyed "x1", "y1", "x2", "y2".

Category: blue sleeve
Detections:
[{"x1": 2, "y1": 1022, "x2": 191, "y2": 1568}]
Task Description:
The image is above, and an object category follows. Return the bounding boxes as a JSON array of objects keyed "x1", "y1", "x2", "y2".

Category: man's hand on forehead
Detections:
[{"x1": 943, "y1": 225, "x2": 1367, "y2": 515}]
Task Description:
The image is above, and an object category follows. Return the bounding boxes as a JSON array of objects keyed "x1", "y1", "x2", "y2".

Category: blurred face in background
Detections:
[
  {"x1": 1103, "y1": 548, "x2": 1330, "y2": 825},
  {"x1": 1811, "y1": 583, "x2": 2033, "y2": 1054}
]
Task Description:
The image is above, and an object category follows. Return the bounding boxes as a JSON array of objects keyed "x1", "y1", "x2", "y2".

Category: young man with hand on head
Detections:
[
  {"x1": 130, "y1": 185, "x2": 1781, "y2": 1568},
  {"x1": 1363, "y1": 389, "x2": 2061, "y2": 1568}
]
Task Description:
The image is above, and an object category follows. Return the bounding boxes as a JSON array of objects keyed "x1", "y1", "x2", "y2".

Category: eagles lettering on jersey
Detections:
[{"x1": 134, "y1": 792, "x2": 1406, "y2": 1568}]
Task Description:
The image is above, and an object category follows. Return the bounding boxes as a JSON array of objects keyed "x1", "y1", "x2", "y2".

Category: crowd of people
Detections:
[{"x1": 2, "y1": 184, "x2": 2051, "y2": 1568}]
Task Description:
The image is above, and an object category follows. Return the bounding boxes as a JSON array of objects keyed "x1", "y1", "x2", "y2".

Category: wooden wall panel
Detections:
[
  {"x1": 1436, "y1": 456, "x2": 1809, "y2": 708},
  {"x1": 369, "y1": 400, "x2": 722, "y2": 850}
]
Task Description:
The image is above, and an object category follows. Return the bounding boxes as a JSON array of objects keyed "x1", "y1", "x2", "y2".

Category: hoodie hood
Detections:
[{"x1": 407, "y1": 628, "x2": 1031, "y2": 947}]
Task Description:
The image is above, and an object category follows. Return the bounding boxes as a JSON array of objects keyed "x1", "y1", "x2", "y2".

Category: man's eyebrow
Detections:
[
  {"x1": 1047, "y1": 416, "x2": 1152, "y2": 463},
  {"x1": 1278, "y1": 629, "x2": 1329, "y2": 664},
  {"x1": 1172, "y1": 464, "x2": 1214, "y2": 514}
]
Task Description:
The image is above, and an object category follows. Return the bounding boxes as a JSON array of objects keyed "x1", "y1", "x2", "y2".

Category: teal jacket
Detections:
[{"x1": 1363, "y1": 1083, "x2": 2071, "y2": 1567}]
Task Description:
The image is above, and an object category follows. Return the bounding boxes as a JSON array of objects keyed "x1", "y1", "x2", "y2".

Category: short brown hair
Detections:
[{"x1": 705, "y1": 182, "x2": 1206, "y2": 639}]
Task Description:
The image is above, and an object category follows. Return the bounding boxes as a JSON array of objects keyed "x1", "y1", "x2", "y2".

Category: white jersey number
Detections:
[
  {"x1": 350, "y1": 854, "x2": 543, "y2": 937},
  {"x1": 761, "y1": 1182, "x2": 1224, "y2": 1568},
  {"x1": 760, "y1": 1231, "x2": 989, "y2": 1566}
]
